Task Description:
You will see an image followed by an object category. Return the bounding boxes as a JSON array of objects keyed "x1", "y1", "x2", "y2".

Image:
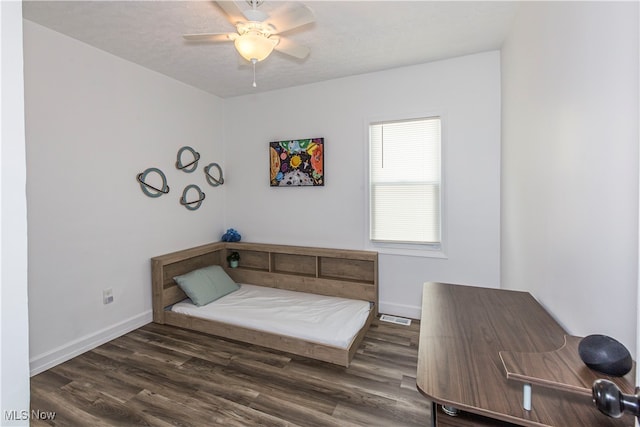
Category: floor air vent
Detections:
[{"x1": 380, "y1": 314, "x2": 412, "y2": 326}]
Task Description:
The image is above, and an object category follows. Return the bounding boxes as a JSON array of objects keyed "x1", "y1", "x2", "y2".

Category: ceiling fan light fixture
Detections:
[{"x1": 234, "y1": 30, "x2": 277, "y2": 62}]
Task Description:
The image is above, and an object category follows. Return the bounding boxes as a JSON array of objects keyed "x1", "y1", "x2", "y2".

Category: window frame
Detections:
[{"x1": 363, "y1": 113, "x2": 447, "y2": 259}]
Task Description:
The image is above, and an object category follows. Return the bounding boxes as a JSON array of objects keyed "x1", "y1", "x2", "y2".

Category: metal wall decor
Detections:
[
  {"x1": 204, "y1": 162, "x2": 225, "y2": 187},
  {"x1": 180, "y1": 184, "x2": 206, "y2": 211},
  {"x1": 138, "y1": 145, "x2": 224, "y2": 211},
  {"x1": 137, "y1": 167, "x2": 170, "y2": 197},
  {"x1": 175, "y1": 146, "x2": 200, "y2": 173}
]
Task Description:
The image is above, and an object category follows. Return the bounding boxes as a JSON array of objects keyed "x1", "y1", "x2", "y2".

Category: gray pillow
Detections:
[{"x1": 173, "y1": 265, "x2": 239, "y2": 306}]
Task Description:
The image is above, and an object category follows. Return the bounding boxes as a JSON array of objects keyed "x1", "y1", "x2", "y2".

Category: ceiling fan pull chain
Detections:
[{"x1": 252, "y1": 58, "x2": 257, "y2": 88}]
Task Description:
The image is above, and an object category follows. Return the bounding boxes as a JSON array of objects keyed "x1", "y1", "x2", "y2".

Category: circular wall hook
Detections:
[
  {"x1": 137, "y1": 167, "x2": 169, "y2": 198},
  {"x1": 204, "y1": 162, "x2": 225, "y2": 187},
  {"x1": 176, "y1": 146, "x2": 200, "y2": 173},
  {"x1": 180, "y1": 184, "x2": 205, "y2": 211}
]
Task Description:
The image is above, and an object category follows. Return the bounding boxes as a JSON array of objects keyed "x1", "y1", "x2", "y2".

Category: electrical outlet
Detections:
[{"x1": 103, "y1": 288, "x2": 114, "y2": 305}]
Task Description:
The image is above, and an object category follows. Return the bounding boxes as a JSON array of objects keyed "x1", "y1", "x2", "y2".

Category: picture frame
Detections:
[{"x1": 269, "y1": 138, "x2": 324, "y2": 187}]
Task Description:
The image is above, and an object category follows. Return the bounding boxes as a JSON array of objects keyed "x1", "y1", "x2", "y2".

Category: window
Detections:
[{"x1": 369, "y1": 117, "x2": 441, "y2": 247}]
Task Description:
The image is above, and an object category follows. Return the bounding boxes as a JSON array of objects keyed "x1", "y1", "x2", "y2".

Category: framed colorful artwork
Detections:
[{"x1": 269, "y1": 138, "x2": 324, "y2": 187}]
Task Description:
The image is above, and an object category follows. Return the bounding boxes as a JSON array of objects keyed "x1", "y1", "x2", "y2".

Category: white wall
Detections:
[
  {"x1": 22, "y1": 0, "x2": 636, "y2": 383},
  {"x1": 23, "y1": 21, "x2": 227, "y2": 374},
  {"x1": 22, "y1": 20, "x2": 500, "y2": 374},
  {"x1": 225, "y1": 52, "x2": 502, "y2": 318},
  {"x1": 1, "y1": 1, "x2": 30, "y2": 425},
  {"x1": 501, "y1": 2, "x2": 639, "y2": 354}
]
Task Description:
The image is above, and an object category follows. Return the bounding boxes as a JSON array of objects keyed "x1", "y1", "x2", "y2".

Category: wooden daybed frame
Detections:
[{"x1": 151, "y1": 241, "x2": 378, "y2": 367}]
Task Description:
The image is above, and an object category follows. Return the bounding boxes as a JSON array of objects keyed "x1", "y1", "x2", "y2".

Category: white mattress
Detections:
[{"x1": 171, "y1": 284, "x2": 371, "y2": 349}]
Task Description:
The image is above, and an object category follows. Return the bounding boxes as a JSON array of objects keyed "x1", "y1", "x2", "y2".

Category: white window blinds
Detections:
[{"x1": 369, "y1": 117, "x2": 441, "y2": 244}]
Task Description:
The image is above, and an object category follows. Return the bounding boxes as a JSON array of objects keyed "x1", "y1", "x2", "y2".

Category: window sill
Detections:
[{"x1": 366, "y1": 242, "x2": 448, "y2": 259}]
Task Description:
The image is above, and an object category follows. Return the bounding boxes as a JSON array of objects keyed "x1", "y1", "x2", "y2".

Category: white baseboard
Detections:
[
  {"x1": 378, "y1": 301, "x2": 422, "y2": 320},
  {"x1": 29, "y1": 310, "x2": 153, "y2": 376}
]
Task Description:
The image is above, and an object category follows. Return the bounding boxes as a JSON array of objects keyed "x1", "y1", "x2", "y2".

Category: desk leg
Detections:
[
  {"x1": 431, "y1": 401, "x2": 437, "y2": 427},
  {"x1": 523, "y1": 383, "x2": 532, "y2": 411}
]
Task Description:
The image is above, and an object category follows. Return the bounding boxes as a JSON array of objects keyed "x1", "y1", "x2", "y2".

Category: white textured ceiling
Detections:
[{"x1": 22, "y1": 1, "x2": 519, "y2": 98}]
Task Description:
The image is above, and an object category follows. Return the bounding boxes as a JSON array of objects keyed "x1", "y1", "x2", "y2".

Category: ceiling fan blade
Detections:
[
  {"x1": 183, "y1": 33, "x2": 236, "y2": 42},
  {"x1": 215, "y1": 1, "x2": 246, "y2": 26},
  {"x1": 273, "y1": 36, "x2": 310, "y2": 59},
  {"x1": 263, "y1": 2, "x2": 315, "y2": 34}
]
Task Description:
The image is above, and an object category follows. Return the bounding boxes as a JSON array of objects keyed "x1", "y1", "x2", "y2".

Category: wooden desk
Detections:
[{"x1": 416, "y1": 282, "x2": 635, "y2": 426}]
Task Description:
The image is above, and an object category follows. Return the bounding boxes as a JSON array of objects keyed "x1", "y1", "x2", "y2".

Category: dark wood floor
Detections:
[{"x1": 30, "y1": 319, "x2": 431, "y2": 426}]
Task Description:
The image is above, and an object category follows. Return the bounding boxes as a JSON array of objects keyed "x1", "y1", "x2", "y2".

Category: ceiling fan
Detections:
[{"x1": 184, "y1": 0, "x2": 315, "y2": 86}]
